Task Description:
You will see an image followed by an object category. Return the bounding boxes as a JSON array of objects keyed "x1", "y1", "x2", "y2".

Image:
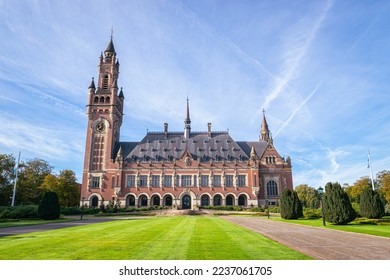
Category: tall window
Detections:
[
  {"x1": 226, "y1": 175, "x2": 234, "y2": 187},
  {"x1": 267, "y1": 180, "x2": 278, "y2": 196},
  {"x1": 139, "y1": 175, "x2": 148, "y2": 187},
  {"x1": 237, "y1": 175, "x2": 246, "y2": 187},
  {"x1": 91, "y1": 176, "x2": 100, "y2": 188},
  {"x1": 181, "y1": 175, "x2": 192, "y2": 187},
  {"x1": 200, "y1": 175, "x2": 209, "y2": 187},
  {"x1": 164, "y1": 175, "x2": 172, "y2": 187},
  {"x1": 127, "y1": 175, "x2": 136, "y2": 187},
  {"x1": 151, "y1": 175, "x2": 160, "y2": 187},
  {"x1": 213, "y1": 175, "x2": 221, "y2": 187},
  {"x1": 103, "y1": 74, "x2": 109, "y2": 90}
]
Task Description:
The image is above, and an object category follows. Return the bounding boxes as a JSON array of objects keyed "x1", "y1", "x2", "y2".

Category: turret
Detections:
[{"x1": 184, "y1": 98, "x2": 191, "y2": 139}]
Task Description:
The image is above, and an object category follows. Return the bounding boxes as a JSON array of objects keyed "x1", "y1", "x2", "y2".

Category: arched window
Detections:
[
  {"x1": 226, "y1": 194, "x2": 234, "y2": 206},
  {"x1": 100, "y1": 96, "x2": 105, "y2": 103},
  {"x1": 127, "y1": 195, "x2": 135, "y2": 207},
  {"x1": 201, "y1": 195, "x2": 210, "y2": 207},
  {"x1": 267, "y1": 180, "x2": 278, "y2": 196},
  {"x1": 105, "y1": 96, "x2": 110, "y2": 103},
  {"x1": 213, "y1": 195, "x2": 222, "y2": 206},
  {"x1": 94, "y1": 96, "x2": 99, "y2": 103},
  {"x1": 238, "y1": 194, "x2": 247, "y2": 207}
]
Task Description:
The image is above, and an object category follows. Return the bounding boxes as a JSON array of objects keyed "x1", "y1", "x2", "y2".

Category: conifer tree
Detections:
[
  {"x1": 360, "y1": 187, "x2": 385, "y2": 219},
  {"x1": 323, "y1": 182, "x2": 356, "y2": 225},
  {"x1": 38, "y1": 191, "x2": 60, "y2": 220},
  {"x1": 280, "y1": 189, "x2": 303, "y2": 219}
]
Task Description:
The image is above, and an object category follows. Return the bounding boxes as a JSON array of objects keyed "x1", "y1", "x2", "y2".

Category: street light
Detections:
[
  {"x1": 81, "y1": 197, "x2": 85, "y2": 220},
  {"x1": 318, "y1": 187, "x2": 326, "y2": 226},
  {"x1": 265, "y1": 195, "x2": 270, "y2": 219}
]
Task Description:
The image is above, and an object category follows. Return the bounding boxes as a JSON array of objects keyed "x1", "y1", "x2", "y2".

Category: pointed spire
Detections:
[
  {"x1": 118, "y1": 87, "x2": 124, "y2": 98},
  {"x1": 89, "y1": 77, "x2": 95, "y2": 89},
  {"x1": 184, "y1": 98, "x2": 191, "y2": 139},
  {"x1": 250, "y1": 146, "x2": 258, "y2": 160},
  {"x1": 260, "y1": 109, "x2": 271, "y2": 142}
]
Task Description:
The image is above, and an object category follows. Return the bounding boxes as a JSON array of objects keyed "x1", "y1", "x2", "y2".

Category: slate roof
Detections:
[{"x1": 116, "y1": 131, "x2": 267, "y2": 163}]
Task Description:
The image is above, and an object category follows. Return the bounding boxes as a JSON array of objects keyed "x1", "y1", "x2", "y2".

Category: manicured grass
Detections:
[
  {"x1": 0, "y1": 218, "x2": 76, "y2": 228},
  {"x1": 270, "y1": 216, "x2": 390, "y2": 238},
  {"x1": 0, "y1": 216, "x2": 311, "y2": 260}
]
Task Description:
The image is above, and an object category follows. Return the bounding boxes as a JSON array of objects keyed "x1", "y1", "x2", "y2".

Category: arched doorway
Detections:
[
  {"x1": 127, "y1": 195, "x2": 136, "y2": 207},
  {"x1": 201, "y1": 195, "x2": 210, "y2": 207},
  {"x1": 226, "y1": 194, "x2": 234, "y2": 206},
  {"x1": 138, "y1": 195, "x2": 148, "y2": 207},
  {"x1": 182, "y1": 195, "x2": 191, "y2": 209},
  {"x1": 238, "y1": 194, "x2": 247, "y2": 207},
  {"x1": 213, "y1": 194, "x2": 222, "y2": 206},
  {"x1": 151, "y1": 195, "x2": 160, "y2": 206},
  {"x1": 164, "y1": 195, "x2": 173, "y2": 207},
  {"x1": 91, "y1": 196, "x2": 99, "y2": 207}
]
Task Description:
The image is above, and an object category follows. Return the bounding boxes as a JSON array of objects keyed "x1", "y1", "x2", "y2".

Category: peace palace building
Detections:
[{"x1": 81, "y1": 38, "x2": 293, "y2": 209}]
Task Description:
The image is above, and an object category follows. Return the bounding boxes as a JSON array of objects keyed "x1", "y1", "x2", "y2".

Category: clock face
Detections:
[{"x1": 95, "y1": 122, "x2": 105, "y2": 133}]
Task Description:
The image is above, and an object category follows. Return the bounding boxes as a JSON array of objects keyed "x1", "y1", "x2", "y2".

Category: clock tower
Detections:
[{"x1": 81, "y1": 37, "x2": 124, "y2": 196}]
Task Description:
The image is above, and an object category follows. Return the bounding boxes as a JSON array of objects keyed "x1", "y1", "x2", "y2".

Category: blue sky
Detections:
[{"x1": 0, "y1": 0, "x2": 389, "y2": 188}]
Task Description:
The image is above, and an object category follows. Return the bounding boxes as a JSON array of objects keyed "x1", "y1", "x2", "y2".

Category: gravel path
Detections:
[{"x1": 221, "y1": 216, "x2": 390, "y2": 260}]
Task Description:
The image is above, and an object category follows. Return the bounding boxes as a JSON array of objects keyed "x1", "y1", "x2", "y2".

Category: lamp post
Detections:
[
  {"x1": 266, "y1": 195, "x2": 270, "y2": 219},
  {"x1": 81, "y1": 197, "x2": 85, "y2": 220},
  {"x1": 318, "y1": 187, "x2": 326, "y2": 226}
]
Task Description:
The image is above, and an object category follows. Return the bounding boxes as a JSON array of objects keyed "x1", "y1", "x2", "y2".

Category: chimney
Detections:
[
  {"x1": 208, "y1": 122, "x2": 212, "y2": 137},
  {"x1": 164, "y1": 123, "x2": 168, "y2": 138}
]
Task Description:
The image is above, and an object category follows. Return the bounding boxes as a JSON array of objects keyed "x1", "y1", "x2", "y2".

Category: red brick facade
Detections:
[{"x1": 80, "y1": 39, "x2": 293, "y2": 209}]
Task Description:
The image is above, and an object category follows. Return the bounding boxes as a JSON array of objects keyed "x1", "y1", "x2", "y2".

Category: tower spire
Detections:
[
  {"x1": 260, "y1": 109, "x2": 271, "y2": 142},
  {"x1": 184, "y1": 98, "x2": 191, "y2": 139}
]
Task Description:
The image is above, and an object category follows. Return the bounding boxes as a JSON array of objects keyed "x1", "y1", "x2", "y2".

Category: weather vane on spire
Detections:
[{"x1": 111, "y1": 26, "x2": 114, "y2": 40}]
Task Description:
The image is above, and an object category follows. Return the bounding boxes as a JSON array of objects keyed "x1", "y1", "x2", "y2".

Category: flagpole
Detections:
[
  {"x1": 368, "y1": 149, "x2": 375, "y2": 190},
  {"x1": 11, "y1": 151, "x2": 21, "y2": 207}
]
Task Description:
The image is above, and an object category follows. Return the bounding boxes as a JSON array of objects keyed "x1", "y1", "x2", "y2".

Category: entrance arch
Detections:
[
  {"x1": 91, "y1": 196, "x2": 99, "y2": 207},
  {"x1": 164, "y1": 195, "x2": 173, "y2": 207},
  {"x1": 200, "y1": 194, "x2": 210, "y2": 207},
  {"x1": 127, "y1": 195, "x2": 136, "y2": 207},
  {"x1": 151, "y1": 195, "x2": 160, "y2": 206},
  {"x1": 182, "y1": 195, "x2": 191, "y2": 209},
  {"x1": 213, "y1": 194, "x2": 222, "y2": 206},
  {"x1": 138, "y1": 195, "x2": 148, "y2": 207},
  {"x1": 226, "y1": 194, "x2": 234, "y2": 206},
  {"x1": 238, "y1": 194, "x2": 247, "y2": 207}
]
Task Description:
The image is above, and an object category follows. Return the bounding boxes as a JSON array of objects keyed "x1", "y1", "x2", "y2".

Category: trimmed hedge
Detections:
[{"x1": 0, "y1": 205, "x2": 38, "y2": 219}]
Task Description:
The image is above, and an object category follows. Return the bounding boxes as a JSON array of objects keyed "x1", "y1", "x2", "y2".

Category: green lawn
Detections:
[
  {"x1": 271, "y1": 217, "x2": 390, "y2": 238},
  {"x1": 0, "y1": 216, "x2": 311, "y2": 260}
]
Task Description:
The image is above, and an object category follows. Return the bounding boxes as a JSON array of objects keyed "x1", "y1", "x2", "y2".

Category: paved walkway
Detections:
[{"x1": 221, "y1": 216, "x2": 390, "y2": 260}]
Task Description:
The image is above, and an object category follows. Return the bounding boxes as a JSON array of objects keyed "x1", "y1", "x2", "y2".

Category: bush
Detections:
[
  {"x1": 323, "y1": 182, "x2": 356, "y2": 225},
  {"x1": 268, "y1": 206, "x2": 280, "y2": 213},
  {"x1": 352, "y1": 202, "x2": 362, "y2": 218},
  {"x1": 0, "y1": 205, "x2": 38, "y2": 219},
  {"x1": 280, "y1": 189, "x2": 303, "y2": 219},
  {"x1": 38, "y1": 192, "x2": 60, "y2": 220},
  {"x1": 386, "y1": 203, "x2": 390, "y2": 216},
  {"x1": 303, "y1": 208, "x2": 322, "y2": 219},
  {"x1": 360, "y1": 188, "x2": 385, "y2": 219}
]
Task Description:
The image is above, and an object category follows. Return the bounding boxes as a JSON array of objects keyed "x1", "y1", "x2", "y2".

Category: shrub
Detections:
[
  {"x1": 0, "y1": 206, "x2": 38, "y2": 219},
  {"x1": 303, "y1": 208, "x2": 322, "y2": 219},
  {"x1": 38, "y1": 192, "x2": 60, "y2": 220},
  {"x1": 352, "y1": 202, "x2": 362, "y2": 218},
  {"x1": 360, "y1": 188, "x2": 385, "y2": 219},
  {"x1": 280, "y1": 189, "x2": 303, "y2": 219},
  {"x1": 268, "y1": 206, "x2": 280, "y2": 213},
  {"x1": 323, "y1": 182, "x2": 356, "y2": 225}
]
